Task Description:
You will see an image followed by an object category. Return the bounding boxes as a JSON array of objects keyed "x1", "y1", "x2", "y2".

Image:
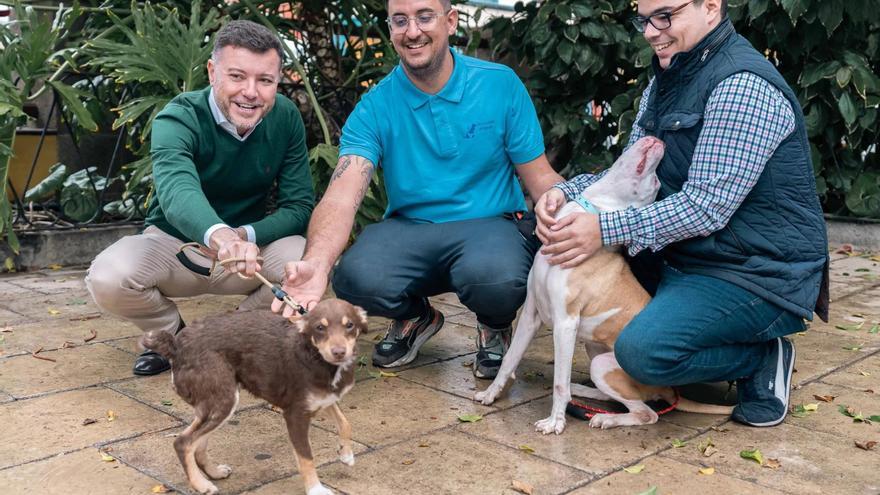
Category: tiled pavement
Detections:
[{"x1": 1, "y1": 249, "x2": 879, "y2": 494}]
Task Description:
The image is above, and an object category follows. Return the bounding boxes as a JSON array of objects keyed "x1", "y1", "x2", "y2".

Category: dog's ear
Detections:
[
  {"x1": 354, "y1": 305, "x2": 368, "y2": 327},
  {"x1": 293, "y1": 317, "x2": 308, "y2": 334}
]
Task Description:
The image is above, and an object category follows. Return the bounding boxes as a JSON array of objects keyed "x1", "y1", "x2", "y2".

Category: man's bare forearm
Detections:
[{"x1": 301, "y1": 155, "x2": 375, "y2": 274}]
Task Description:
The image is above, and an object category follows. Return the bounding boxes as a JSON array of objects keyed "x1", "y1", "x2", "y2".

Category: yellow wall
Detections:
[{"x1": 7, "y1": 131, "x2": 58, "y2": 201}]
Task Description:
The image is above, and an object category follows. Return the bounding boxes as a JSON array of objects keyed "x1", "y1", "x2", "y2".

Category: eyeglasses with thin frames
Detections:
[
  {"x1": 386, "y1": 10, "x2": 450, "y2": 34},
  {"x1": 630, "y1": 0, "x2": 697, "y2": 33}
]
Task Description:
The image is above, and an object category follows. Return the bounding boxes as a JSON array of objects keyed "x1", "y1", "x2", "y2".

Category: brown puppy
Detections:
[{"x1": 141, "y1": 298, "x2": 367, "y2": 495}]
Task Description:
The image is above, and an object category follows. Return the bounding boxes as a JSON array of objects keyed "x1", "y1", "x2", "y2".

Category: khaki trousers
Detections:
[{"x1": 85, "y1": 225, "x2": 305, "y2": 333}]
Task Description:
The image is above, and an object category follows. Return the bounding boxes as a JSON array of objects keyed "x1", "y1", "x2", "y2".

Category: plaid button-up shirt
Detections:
[{"x1": 555, "y1": 72, "x2": 796, "y2": 256}]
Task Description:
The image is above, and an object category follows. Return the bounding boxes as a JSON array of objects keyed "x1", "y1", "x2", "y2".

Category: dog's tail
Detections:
[{"x1": 140, "y1": 330, "x2": 177, "y2": 360}]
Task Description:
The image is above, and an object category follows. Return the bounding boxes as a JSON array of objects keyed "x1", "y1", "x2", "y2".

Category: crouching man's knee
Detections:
[{"x1": 614, "y1": 330, "x2": 675, "y2": 387}]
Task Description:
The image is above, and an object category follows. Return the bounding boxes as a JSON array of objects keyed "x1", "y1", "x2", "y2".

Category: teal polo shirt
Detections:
[{"x1": 339, "y1": 50, "x2": 545, "y2": 223}]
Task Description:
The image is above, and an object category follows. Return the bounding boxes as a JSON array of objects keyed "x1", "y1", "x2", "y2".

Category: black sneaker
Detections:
[
  {"x1": 731, "y1": 337, "x2": 796, "y2": 427},
  {"x1": 372, "y1": 306, "x2": 444, "y2": 368},
  {"x1": 473, "y1": 323, "x2": 511, "y2": 379}
]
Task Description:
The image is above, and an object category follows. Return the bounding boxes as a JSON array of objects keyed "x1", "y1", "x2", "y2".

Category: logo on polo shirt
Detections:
[{"x1": 463, "y1": 120, "x2": 495, "y2": 139}]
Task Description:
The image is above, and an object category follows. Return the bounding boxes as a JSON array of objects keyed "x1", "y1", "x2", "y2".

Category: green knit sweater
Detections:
[{"x1": 145, "y1": 87, "x2": 314, "y2": 245}]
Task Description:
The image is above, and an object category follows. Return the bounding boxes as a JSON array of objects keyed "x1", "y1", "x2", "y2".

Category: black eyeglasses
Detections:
[{"x1": 630, "y1": 0, "x2": 697, "y2": 33}]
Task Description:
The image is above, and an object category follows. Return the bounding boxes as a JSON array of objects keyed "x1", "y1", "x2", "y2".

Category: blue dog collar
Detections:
[{"x1": 573, "y1": 196, "x2": 599, "y2": 214}]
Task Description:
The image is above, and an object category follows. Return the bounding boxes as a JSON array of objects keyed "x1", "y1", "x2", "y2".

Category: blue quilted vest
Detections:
[{"x1": 637, "y1": 19, "x2": 829, "y2": 320}]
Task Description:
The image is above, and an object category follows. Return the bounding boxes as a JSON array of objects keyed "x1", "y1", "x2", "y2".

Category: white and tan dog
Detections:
[{"x1": 474, "y1": 136, "x2": 732, "y2": 434}]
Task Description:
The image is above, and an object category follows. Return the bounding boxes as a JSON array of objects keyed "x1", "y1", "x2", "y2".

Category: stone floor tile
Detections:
[
  {"x1": 0, "y1": 316, "x2": 139, "y2": 357},
  {"x1": 0, "y1": 280, "x2": 39, "y2": 295},
  {"x1": 445, "y1": 311, "x2": 477, "y2": 328},
  {"x1": 0, "y1": 344, "x2": 137, "y2": 397},
  {"x1": 829, "y1": 255, "x2": 880, "y2": 300},
  {"x1": 660, "y1": 423, "x2": 880, "y2": 495},
  {"x1": 460, "y1": 395, "x2": 699, "y2": 474},
  {"x1": 330, "y1": 376, "x2": 492, "y2": 448},
  {"x1": 567, "y1": 456, "x2": 786, "y2": 495},
  {"x1": 3, "y1": 272, "x2": 90, "y2": 295},
  {"x1": 786, "y1": 382, "x2": 880, "y2": 440},
  {"x1": 785, "y1": 330, "x2": 874, "y2": 385},
  {"x1": 820, "y1": 354, "x2": 880, "y2": 392},
  {"x1": 400, "y1": 352, "x2": 584, "y2": 408},
  {"x1": 429, "y1": 292, "x2": 465, "y2": 308},
  {"x1": 318, "y1": 429, "x2": 593, "y2": 495},
  {"x1": 0, "y1": 387, "x2": 179, "y2": 469},
  {"x1": 0, "y1": 293, "x2": 102, "y2": 324},
  {"x1": 106, "y1": 374, "x2": 266, "y2": 421},
  {"x1": 111, "y1": 407, "x2": 367, "y2": 494},
  {"x1": 0, "y1": 306, "x2": 25, "y2": 323},
  {"x1": 0, "y1": 448, "x2": 163, "y2": 495}
]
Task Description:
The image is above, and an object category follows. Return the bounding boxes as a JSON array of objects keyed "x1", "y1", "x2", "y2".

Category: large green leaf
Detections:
[
  {"x1": 846, "y1": 173, "x2": 880, "y2": 217},
  {"x1": 838, "y1": 91, "x2": 858, "y2": 126},
  {"x1": 818, "y1": 0, "x2": 844, "y2": 36},
  {"x1": 46, "y1": 81, "x2": 99, "y2": 132}
]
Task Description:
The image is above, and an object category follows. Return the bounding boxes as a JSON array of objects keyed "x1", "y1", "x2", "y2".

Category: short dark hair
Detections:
[
  {"x1": 694, "y1": 0, "x2": 728, "y2": 17},
  {"x1": 387, "y1": 0, "x2": 452, "y2": 12},
  {"x1": 213, "y1": 20, "x2": 284, "y2": 63}
]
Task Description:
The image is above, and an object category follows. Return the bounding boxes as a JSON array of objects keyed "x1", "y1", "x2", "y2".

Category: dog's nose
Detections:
[{"x1": 331, "y1": 347, "x2": 346, "y2": 360}]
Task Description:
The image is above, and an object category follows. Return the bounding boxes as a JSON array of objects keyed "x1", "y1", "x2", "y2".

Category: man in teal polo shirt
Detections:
[
  {"x1": 272, "y1": 0, "x2": 563, "y2": 379},
  {"x1": 87, "y1": 21, "x2": 314, "y2": 376}
]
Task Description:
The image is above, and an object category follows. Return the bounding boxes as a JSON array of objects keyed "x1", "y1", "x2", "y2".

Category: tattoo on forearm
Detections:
[
  {"x1": 355, "y1": 161, "x2": 374, "y2": 211},
  {"x1": 330, "y1": 155, "x2": 353, "y2": 184}
]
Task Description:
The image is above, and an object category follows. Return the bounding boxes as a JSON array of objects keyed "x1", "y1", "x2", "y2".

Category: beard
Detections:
[{"x1": 399, "y1": 39, "x2": 449, "y2": 83}]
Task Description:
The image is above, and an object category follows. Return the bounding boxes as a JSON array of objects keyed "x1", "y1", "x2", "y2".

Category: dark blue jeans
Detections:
[
  {"x1": 615, "y1": 263, "x2": 806, "y2": 386},
  {"x1": 332, "y1": 216, "x2": 540, "y2": 328}
]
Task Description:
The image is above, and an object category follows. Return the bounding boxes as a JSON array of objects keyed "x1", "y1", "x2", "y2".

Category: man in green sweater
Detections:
[{"x1": 86, "y1": 20, "x2": 314, "y2": 375}]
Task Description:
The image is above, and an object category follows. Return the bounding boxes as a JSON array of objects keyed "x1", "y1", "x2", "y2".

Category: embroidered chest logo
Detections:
[{"x1": 463, "y1": 120, "x2": 495, "y2": 139}]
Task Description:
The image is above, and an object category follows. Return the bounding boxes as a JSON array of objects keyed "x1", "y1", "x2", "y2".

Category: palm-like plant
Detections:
[
  {"x1": 84, "y1": 0, "x2": 222, "y2": 189},
  {"x1": 0, "y1": 1, "x2": 98, "y2": 263}
]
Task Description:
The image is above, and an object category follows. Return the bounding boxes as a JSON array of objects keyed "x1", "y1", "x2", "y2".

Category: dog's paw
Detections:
[
  {"x1": 339, "y1": 451, "x2": 355, "y2": 466},
  {"x1": 474, "y1": 386, "x2": 500, "y2": 405},
  {"x1": 207, "y1": 464, "x2": 232, "y2": 480},
  {"x1": 192, "y1": 480, "x2": 219, "y2": 495},
  {"x1": 307, "y1": 483, "x2": 335, "y2": 495},
  {"x1": 534, "y1": 414, "x2": 566, "y2": 435}
]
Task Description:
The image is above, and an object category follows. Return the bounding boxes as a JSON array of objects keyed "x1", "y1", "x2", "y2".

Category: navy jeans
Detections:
[
  {"x1": 615, "y1": 262, "x2": 806, "y2": 387},
  {"x1": 332, "y1": 216, "x2": 540, "y2": 328}
]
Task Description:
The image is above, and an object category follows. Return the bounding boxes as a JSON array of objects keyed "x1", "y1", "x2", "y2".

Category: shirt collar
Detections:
[
  {"x1": 396, "y1": 49, "x2": 467, "y2": 109},
  {"x1": 208, "y1": 87, "x2": 260, "y2": 141}
]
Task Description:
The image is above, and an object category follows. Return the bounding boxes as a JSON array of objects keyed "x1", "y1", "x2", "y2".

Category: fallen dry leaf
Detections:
[
  {"x1": 418, "y1": 441, "x2": 430, "y2": 448},
  {"x1": 511, "y1": 480, "x2": 534, "y2": 495},
  {"x1": 83, "y1": 329, "x2": 97, "y2": 342},
  {"x1": 151, "y1": 485, "x2": 173, "y2": 493},
  {"x1": 457, "y1": 414, "x2": 483, "y2": 423},
  {"x1": 82, "y1": 418, "x2": 98, "y2": 426},
  {"x1": 623, "y1": 464, "x2": 645, "y2": 474},
  {"x1": 855, "y1": 440, "x2": 877, "y2": 451},
  {"x1": 813, "y1": 394, "x2": 836, "y2": 403},
  {"x1": 710, "y1": 426, "x2": 729, "y2": 433},
  {"x1": 106, "y1": 410, "x2": 116, "y2": 422},
  {"x1": 698, "y1": 466, "x2": 715, "y2": 475},
  {"x1": 0, "y1": 325, "x2": 12, "y2": 333},
  {"x1": 31, "y1": 346, "x2": 56, "y2": 363},
  {"x1": 834, "y1": 244, "x2": 854, "y2": 254},
  {"x1": 62, "y1": 341, "x2": 76, "y2": 349},
  {"x1": 48, "y1": 263, "x2": 63, "y2": 270},
  {"x1": 702, "y1": 445, "x2": 719, "y2": 458},
  {"x1": 100, "y1": 452, "x2": 115, "y2": 462},
  {"x1": 401, "y1": 459, "x2": 415, "y2": 465},
  {"x1": 740, "y1": 448, "x2": 764, "y2": 465},
  {"x1": 518, "y1": 445, "x2": 535, "y2": 454},
  {"x1": 859, "y1": 370, "x2": 872, "y2": 377},
  {"x1": 764, "y1": 458, "x2": 781, "y2": 469}
]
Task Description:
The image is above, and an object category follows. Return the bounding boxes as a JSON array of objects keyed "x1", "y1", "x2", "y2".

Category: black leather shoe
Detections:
[{"x1": 133, "y1": 350, "x2": 171, "y2": 376}]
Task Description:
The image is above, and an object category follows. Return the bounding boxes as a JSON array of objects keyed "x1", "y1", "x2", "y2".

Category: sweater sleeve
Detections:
[
  {"x1": 248, "y1": 106, "x2": 315, "y2": 245},
  {"x1": 150, "y1": 105, "x2": 225, "y2": 242}
]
